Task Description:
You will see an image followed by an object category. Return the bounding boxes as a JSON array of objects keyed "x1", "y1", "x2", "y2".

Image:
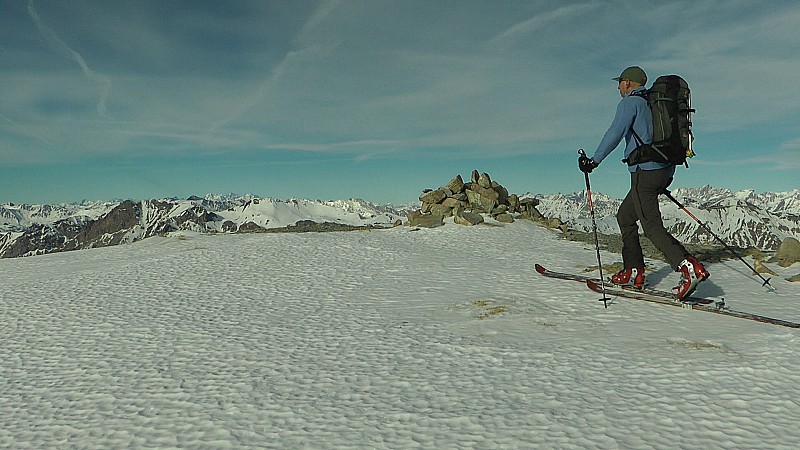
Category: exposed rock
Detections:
[
  {"x1": 492, "y1": 205, "x2": 509, "y2": 215},
  {"x1": 772, "y1": 237, "x2": 800, "y2": 267},
  {"x1": 407, "y1": 210, "x2": 444, "y2": 228},
  {"x1": 238, "y1": 221, "x2": 263, "y2": 232},
  {"x1": 2, "y1": 200, "x2": 144, "y2": 257},
  {"x1": 420, "y1": 189, "x2": 447, "y2": 205},
  {"x1": 466, "y1": 189, "x2": 497, "y2": 213},
  {"x1": 2, "y1": 223, "x2": 67, "y2": 258},
  {"x1": 492, "y1": 182, "x2": 508, "y2": 204},
  {"x1": 521, "y1": 207, "x2": 544, "y2": 220},
  {"x1": 508, "y1": 194, "x2": 520, "y2": 213},
  {"x1": 452, "y1": 192, "x2": 468, "y2": 202},
  {"x1": 471, "y1": 169, "x2": 480, "y2": 184},
  {"x1": 468, "y1": 183, "x2": 500, "y2": 201},
  {"x1": 454, "y1": 210, "x2": 484, "y2": 226},
  {"x1": 477, "y1": 172, "x2": 493, "y2": 189},
  {"x1": 787, "y1": 274, "x2": 800, "y2": 282},
  {"x1": 753, "y1": 259, "x2": 778, "y2": 276},
  {"x1": 442, "y1": 197, "x2": 467, "y2": 209},
  {"x1": 173, "y1": 205, "x2": 222, "y2": 229},
  {"x1": 429, "y1": 204, "x2": 454, "y2": 218},
  {"x1": 410, "y1": 170, "x2": 552, "y2": 229},
  {"x1": 261, "y1": 221, "x2": 375, "y2": 233},
  {"x1": 445, "y1": 175, "x2": 465, "y2": 194},
  {"x1": 495, "y1": 213, "x2": 515, "y2": 223}
]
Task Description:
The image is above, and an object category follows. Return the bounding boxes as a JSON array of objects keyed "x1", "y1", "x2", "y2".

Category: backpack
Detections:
[{"x1": 626, "y1": 75, "x2": 696, "y2": 167}]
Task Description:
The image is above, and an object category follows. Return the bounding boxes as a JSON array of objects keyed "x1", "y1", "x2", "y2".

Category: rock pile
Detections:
[
  {"x1": 771, "y1": 237, "x2": 800, "y2": 268},
  {"x1": 407, "y1": 170, "x2": 544, "y2": 228}
]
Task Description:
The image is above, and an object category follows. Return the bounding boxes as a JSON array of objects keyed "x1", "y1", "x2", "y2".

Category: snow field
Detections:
[{"x1": 1, "y1": 220, "x2": 799, "y2": 448}]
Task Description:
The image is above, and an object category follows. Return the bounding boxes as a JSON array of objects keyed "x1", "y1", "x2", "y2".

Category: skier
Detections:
[{"x1": 578, "y1": 66, "x2": 709, "y2": 300}]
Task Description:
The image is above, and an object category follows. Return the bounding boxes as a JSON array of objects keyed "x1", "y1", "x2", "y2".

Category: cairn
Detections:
[{"x1": 407, "y1": 170, "x2": 545, "y2": 228}]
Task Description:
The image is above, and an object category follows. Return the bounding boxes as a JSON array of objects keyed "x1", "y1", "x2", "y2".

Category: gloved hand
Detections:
[{"x1": 578, "y1": 155, "x2": 598, "y2": 173}]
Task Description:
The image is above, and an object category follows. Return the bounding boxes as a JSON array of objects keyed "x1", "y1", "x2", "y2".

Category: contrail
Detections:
[
  {"x1": 209, "y1": 1, "x2": 341, "y2": 133},
  {"x1": 1, "y1": 114, "x2": 54, "y2": 146},
  {"x1": 27, "y1": 0, "x2": 111, "y2": 117},
  {"x1": 489, "y1": 3, "x2": 599, "y2": 46}
]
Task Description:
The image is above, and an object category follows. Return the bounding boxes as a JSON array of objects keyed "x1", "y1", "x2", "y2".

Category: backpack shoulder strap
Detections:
[
  {"x1": 626, "y1": 90, "x2": 649, "y2": 146},
  {"x1": 629, "y1": 89, "x2": 649, "y2": 102}
]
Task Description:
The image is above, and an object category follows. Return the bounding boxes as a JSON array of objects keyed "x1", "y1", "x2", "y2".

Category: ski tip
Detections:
[
  {"x1": 586, "y1": 279, "x2": 599, "y2": 289},
  {"x1": 534, "y1": 263, "x2": 546, "y2": 274}
]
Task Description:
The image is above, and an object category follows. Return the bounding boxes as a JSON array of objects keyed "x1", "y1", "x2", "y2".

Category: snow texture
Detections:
[{"x1": 2, "y1": 220, "x2": 799, "y2": 448}]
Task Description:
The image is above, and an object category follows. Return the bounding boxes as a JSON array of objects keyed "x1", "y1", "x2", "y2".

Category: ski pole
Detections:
[
  {"x1": 578, "y1": 149, "x2": 611, "y2": 307},
  {"x1": 662, "y1": 189, "x2": 775, "y2": 291}
]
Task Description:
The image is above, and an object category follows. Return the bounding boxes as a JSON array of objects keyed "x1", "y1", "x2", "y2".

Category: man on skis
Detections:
[{"x1": 578, "y1": 66, "x2": 709, "y2": 300}]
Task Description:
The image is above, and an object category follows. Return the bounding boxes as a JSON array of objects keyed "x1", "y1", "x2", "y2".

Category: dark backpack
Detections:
[{"x1": 626, "y1": 75, "x2": 695, "y2": 167}]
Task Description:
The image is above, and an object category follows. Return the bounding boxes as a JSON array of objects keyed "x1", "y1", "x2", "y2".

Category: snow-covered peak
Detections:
[
  {"x1": 535, "y1": 186, "x2": 800, "y2": 250},
  {"x1": 0, "y1": 195, "x2": 406, "y2": 258}
]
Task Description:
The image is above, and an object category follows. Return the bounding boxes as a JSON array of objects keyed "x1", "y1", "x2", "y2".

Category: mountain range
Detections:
[
  {"x1": 2, "y1": 186, "x2": 798, "y2": 258},
  {"x1": 534, "y1": 185, "x2": 800, "y2": 250},
  {"x1": 0, "y1": 195, "x2": 407, "y2": 258}
]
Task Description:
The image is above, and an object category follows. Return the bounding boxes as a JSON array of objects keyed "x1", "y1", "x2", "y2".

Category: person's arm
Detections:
[{"x1": 591, "y1": 99, "x2": 636, "y2": 164}]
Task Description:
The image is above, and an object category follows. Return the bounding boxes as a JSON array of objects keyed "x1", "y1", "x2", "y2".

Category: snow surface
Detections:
[{"x1": 2, "y1": 220, "x2": 800, "y2": 448}]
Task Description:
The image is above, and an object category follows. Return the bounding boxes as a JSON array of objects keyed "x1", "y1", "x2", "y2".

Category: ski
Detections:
[
  {"x1": 534, "y1": 263, "x2": 710, "y2": 304},
  {"x1": 586, "y1": 279, "x2": 800, "y2": 329},
  {"x1": 534, "y1": 263, "x2": 599, "y2": 283}
]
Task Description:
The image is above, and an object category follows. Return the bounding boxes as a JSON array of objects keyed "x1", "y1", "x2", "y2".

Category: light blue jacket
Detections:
[{"x1": 591, "y1": 86, "x2": 674, "y2": 173}]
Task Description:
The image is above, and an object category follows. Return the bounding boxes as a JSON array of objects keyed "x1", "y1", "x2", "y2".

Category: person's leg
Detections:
[
  {"x1": 631, "y1": 168, "x2": 688, "y2": 269},
  {"x1": 632, "y1": 168, "x2": 709, "y2": 298},
  {"x1": 617, "y1": 173, "x2": 645, "y2": 269}
]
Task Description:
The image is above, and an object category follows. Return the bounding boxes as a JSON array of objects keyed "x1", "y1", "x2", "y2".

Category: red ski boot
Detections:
[
  {"x1": 611, "y1": 267, "x2": 645, "y2": 289},
  {"x1": 674, "y1": 256, "x2": 710, "y2": 300}
]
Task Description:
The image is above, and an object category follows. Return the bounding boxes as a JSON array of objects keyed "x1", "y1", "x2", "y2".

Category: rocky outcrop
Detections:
[
  {"x1": 407, "y1": 170, "x2": 544, "y2": 228},
  {"x1": 771, "y1": 237, "x2": 800, "y2": 267}
]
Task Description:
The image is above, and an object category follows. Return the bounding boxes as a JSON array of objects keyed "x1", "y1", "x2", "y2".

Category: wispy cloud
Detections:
[
  {"x1": 208, "y1": 43, "x2": 338, "y2": 134},
  {"x1": 297, "y1": 0, "x2": 341, "y2": 41},
  {"x1": 26, "y1": 0, "x2": 111, "y2": 117},
  {"x1": 488, "y1": 3, "x2": 600, "y2": 47},
  {"x1": 775, "y1": 139, "x2": 800, "y2": 170},
  {"x1": 2, "y1": 1, "x2": 798, "y2": 203}
]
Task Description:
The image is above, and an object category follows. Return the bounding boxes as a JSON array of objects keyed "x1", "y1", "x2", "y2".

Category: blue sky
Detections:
[{"x1": 1, "y1": 0, "x2": 798, "y2": 205}]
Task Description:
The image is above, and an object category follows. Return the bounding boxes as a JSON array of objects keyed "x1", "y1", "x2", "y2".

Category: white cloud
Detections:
[
  {"x1": 488, "y1": 2, "x2": 601, "y2": 47},
  {"x1": 5, "y1": 1, "x2": 800, "y2": 176}
]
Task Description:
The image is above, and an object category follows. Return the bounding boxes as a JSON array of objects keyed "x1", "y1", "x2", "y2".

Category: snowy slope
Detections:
[{"x1": 1, "y1": 219, "x2": 799, "y2": 448}]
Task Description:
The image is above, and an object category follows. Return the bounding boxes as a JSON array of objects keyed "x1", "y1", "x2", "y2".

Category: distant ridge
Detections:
[
  {"x1": 0, "y1": 195, "x2": 405, "y2": 258},
  {"x1": 534, "y1": 186, "x2": 800, "y2": 250},
  {"x1": 2, "y1": 187, "x2": 798, "y2": 258}
]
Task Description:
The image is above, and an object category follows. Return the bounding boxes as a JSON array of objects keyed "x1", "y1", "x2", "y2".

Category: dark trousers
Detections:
[{"x1": 617, "y1": 167, "x2": 688, "y2": 271}]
